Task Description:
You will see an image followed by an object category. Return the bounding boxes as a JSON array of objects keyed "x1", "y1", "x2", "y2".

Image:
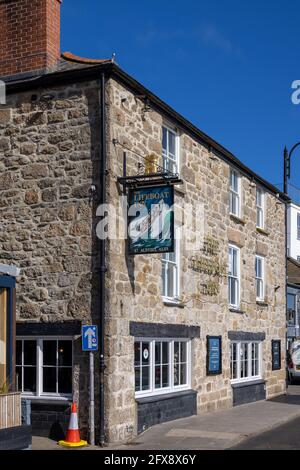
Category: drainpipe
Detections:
[{"x1": 99, "y1": 71, "x2": 107, "y2": 446}]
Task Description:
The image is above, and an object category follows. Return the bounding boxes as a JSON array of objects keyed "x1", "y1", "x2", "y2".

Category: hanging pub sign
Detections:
[
  {"x1": 206, "y1": 336, "x2": 222, "y2": 376},
  {"x1": 128, "y1": 185, "x2": 174, "y2": 255},
  {"x1": 272, "y1": 340, "x2": 281, "y2": 371}
]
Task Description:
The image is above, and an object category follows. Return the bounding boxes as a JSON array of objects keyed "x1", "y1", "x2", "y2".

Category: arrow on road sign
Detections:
[{"x1": 84, "y1": 327, "x2": 96, "y2": 350}]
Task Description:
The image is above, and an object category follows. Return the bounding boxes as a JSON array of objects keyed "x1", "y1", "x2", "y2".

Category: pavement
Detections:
[{"x1": 32, "y1": 384, "x2": 300, "y2": 451}]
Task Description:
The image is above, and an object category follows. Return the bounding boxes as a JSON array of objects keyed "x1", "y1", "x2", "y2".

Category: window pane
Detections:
[
  {"x1": 241, "y1": 343, "x2": 248, "y2": 378},
  {"x1": 134, "y1": 342, "x2": 141, "y2": 366},
  {"x1": 16, "y1": 341, "x2": 22, "y2": 366},
  {"x1": 162, "y1": 364, "x2": 169, "y2": 388},
  {"x1": 174, "y1": 342, "x2": 180, "y2": 363},
  {"x1": 180, "y1": 364, "x2": 187, "y2": 385},
  {"x1": 141, "y1": 342, "x2": 150, "y2": 365},
  {"x1": 24, "y1": 367, "x2": 36, "y2": 392},
  {"x1": 162, "y1": 342, "x2": 169, "y2": 364},
  {"x1": 24, "y1": 341, "x2": 36, "y2": 366},
  {"x1": 58, "y1": 341, "x2": 72, "y2": 367},
  {"x1": 231, "y1": 343, "x2": 237, "y2": 379},
  {"x1": 155, "y1": 365, "x2": 161, "y2": 388},
  {"x1": 142, "y1": 366, "x2": 150, "y2": 391},
  {"x1": 162, "y1": 127, "x2": 167, "y2": 152},
  {"x1": 155, "y1": 342, "x2": 161, "y2": 365},
  {"x1": 58, "y1": 368, "x2": 72, "y2": 394},
  {"x1": 180, "y1": 342, "x2": 187, "y2": 363},
  {"x1": 43, "y1": 341, "x2": 57, "y2": 366},
  {"x1": 169, "y1": 132, "x2": 175, "y2": 156},
  {"x1": 167, "y1": 265, "x2": 174, "y2": 297},
  {"x1": 43, "y1": 367, "x2": 56, "y2": 393},
  {"x1": 16, "y1": 366, "x2": 22, "y2": 392},
  {"x1": 135, "y1": 367, "x2": 140, "y2": 392},
  {"x1": 174, "y1": 362, "x2": 180, "y2": 386}
]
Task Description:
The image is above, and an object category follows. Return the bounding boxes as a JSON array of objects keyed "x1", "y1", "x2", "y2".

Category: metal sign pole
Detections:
[{"x1": 89, "y1": 351, "x2": 95, "y2": 446}]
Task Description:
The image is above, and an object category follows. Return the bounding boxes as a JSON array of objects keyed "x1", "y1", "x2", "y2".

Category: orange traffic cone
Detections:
[{"x1": 58, "y1": 402, "x2": 87, "y2": 448}]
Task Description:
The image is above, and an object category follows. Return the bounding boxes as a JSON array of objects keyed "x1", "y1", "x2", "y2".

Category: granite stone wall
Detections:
[
  {"x1": 104, "y1": 77, "x2": 286, "y2": 442},
  {"x1": 0, "y1": 79, "x2": 103, "y2": 438}
]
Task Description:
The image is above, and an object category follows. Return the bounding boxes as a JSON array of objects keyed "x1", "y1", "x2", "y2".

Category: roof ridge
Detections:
[{"x1": 61, "y1": 52, "x2": 112, "y2": 65}]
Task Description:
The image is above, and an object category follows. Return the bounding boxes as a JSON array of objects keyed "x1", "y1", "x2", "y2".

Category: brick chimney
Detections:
[{"x1": 0, "y1": 0, "x2": 62, "y2": 78}]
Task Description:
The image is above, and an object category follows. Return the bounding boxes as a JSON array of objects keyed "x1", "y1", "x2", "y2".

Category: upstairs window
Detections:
[
  {"x1": 287, "y1": 293, "x2": 296, "y2": 326},
  {"x1": 162, "y1": 125, "x2": 179, "y2": 174},
  {"x1": 228, "y1": 245, "x2": 240, "y2": 308},
  {"x1": 256, "y1": 188, "x2": 264, "y2": 229},
  {"x1": 162, "y1": 232, "x2": 180, "y2": 302},
  {"x1": 229, "y1": 169, "x2": 241, "y2": 217},
  {"x1": 255, "y1": 255, "x2": 264, "y2": 301}
]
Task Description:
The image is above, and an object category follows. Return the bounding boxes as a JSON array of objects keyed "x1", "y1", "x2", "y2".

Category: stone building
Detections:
[{"x1": 0, "y1": 0, "x2": 288, "y2": 443}]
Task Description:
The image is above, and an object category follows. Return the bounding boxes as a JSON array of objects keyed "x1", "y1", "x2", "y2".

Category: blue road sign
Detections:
[{"x1": 82, "y1": 325, "x2": 98, "y2": 351}]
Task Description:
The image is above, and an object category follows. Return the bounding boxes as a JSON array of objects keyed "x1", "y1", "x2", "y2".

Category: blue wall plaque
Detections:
[{"x1": 206, "y1": 336, "x2": 222, "y2": 376}]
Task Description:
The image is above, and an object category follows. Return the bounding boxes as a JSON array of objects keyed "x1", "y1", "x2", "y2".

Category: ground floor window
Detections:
[
  {"x1": 230, "y1": 341, "x2": 262, "y2": 384},
  {"x1": 134, "y1": 338, "x2": 191, "y2": 397},
  {"x1": 16, "y1": 338, "x2": 73, "y2": 398}
]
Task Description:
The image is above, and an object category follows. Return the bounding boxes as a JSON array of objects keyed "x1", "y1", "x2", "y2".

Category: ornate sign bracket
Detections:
[{"x1": 117, "y1": 150, "x2": 183, "y2": 192}]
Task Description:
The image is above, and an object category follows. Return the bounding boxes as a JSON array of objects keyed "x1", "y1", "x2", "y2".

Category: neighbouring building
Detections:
[
  {"x1": 287, "y1": 257, "x2": 300, "y2": 351},
  {"x1": 287, "y1": 201, "x2": 300, "y2": 262},
  {"x1": 0, "y1": 263, "x2": 31, "y2": 450},
  {"x1": 0, "y1": 0, "x2": 288, "y2": 444}
]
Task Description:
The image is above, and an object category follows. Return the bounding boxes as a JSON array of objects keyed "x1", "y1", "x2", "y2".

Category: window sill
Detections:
[
  {"x1": 163, "y1": 298, "x2": 185, "y2": 308},
  {"x1": 230, "y1": 213, "x2": 246, "y2": 225},
  {"x1": 231, "y1": 379, "x2": 265, "y2": 389},
  {"x1": 21, "y1": 395, "x2": 71, "y2": 404},
  {"x1": 229, "y1": 307, "x2": 244, "y2": 314},
  {"x1": 256, "y1": 300, "x2": 268, "y2": 307},
  {"x1": 136, "y1": 389, "x2": 196, "y2": 404},
  {"x1": 256, "y1": 227, "x2": 269, "y2": 236}
]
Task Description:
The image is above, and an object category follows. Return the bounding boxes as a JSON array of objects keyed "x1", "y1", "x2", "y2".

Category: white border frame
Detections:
[
  {"x1": 255, "y1": 255, "x2": 265, "y2": 301},
  {"x1": 16, "y1": 336, "x2": 73, "y2": 401},
  {"x1": 229, "y1": 168, "x2": 241, "y2": 218},
  {"x1": 230, "y1": 340, "x2": 262, "y2": 385},
  {"x1": 256, "y1": 187, "x2": 265, "y2": 229},
  {"x1": 135, "y1": 337, "x2": 192, "y2": 399},
  {"x1": 228, "y1": 244, "x2": 240, "y2": 309},
  {"x1": 162, "y1": 122, "x2": 180, "y2": 175}
]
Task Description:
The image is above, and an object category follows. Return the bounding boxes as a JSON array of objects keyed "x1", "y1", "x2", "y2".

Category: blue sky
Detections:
[{"x1": 62, "y1": 0, "x2": 300, "y2": 189}]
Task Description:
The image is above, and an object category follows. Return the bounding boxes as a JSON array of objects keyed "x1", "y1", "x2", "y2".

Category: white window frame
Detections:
[
  {"x1": 255, "y1": 255, "x2": 265, "y2": 301},
  {"x1": 162, "y1": 227, "x2": 180, "y2": 303},
  {"x1": 16, "y1": 336, "x2": 73, "y2": 401},
  {"x1": 230, "y1": 341, "x2": 262, "y2": 385},
  {"x1": 297, "y1": 213, "x2": 300, "y2": 240},
  {"x1": 256, "y1": 188, "x2": 265, "y2": 229},
  {"x1": 135, "y1": 338, "x2": 191, "y2": 399},
  {"x1": 162, "y1": 123, "x2": 180, "y2": 175},
  {"x1": 228, "y1": 244, "x2": 240, "y2": 309},
  {"x1": 229, "y1": 169, "x2": 241, "y2": 217}
]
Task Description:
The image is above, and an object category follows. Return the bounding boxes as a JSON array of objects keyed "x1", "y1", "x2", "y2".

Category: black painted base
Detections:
[
  {"x1": 0, "y1": 425, "x2": 32, "y2": 450},
  {"x1": 136, "y1": 390, "x2": 197, "y2": 434},
  {"x1": 232, "y1": 380, "x2": 266, "y2": 406},
  {"x1": 30, "y1": 400, "x2": 70, "y2": 440}
]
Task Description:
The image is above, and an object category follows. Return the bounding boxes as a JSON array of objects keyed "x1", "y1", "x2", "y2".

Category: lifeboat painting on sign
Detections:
[{"x1": 128, "y1": 185, "x2": 174, "y2": 255}]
